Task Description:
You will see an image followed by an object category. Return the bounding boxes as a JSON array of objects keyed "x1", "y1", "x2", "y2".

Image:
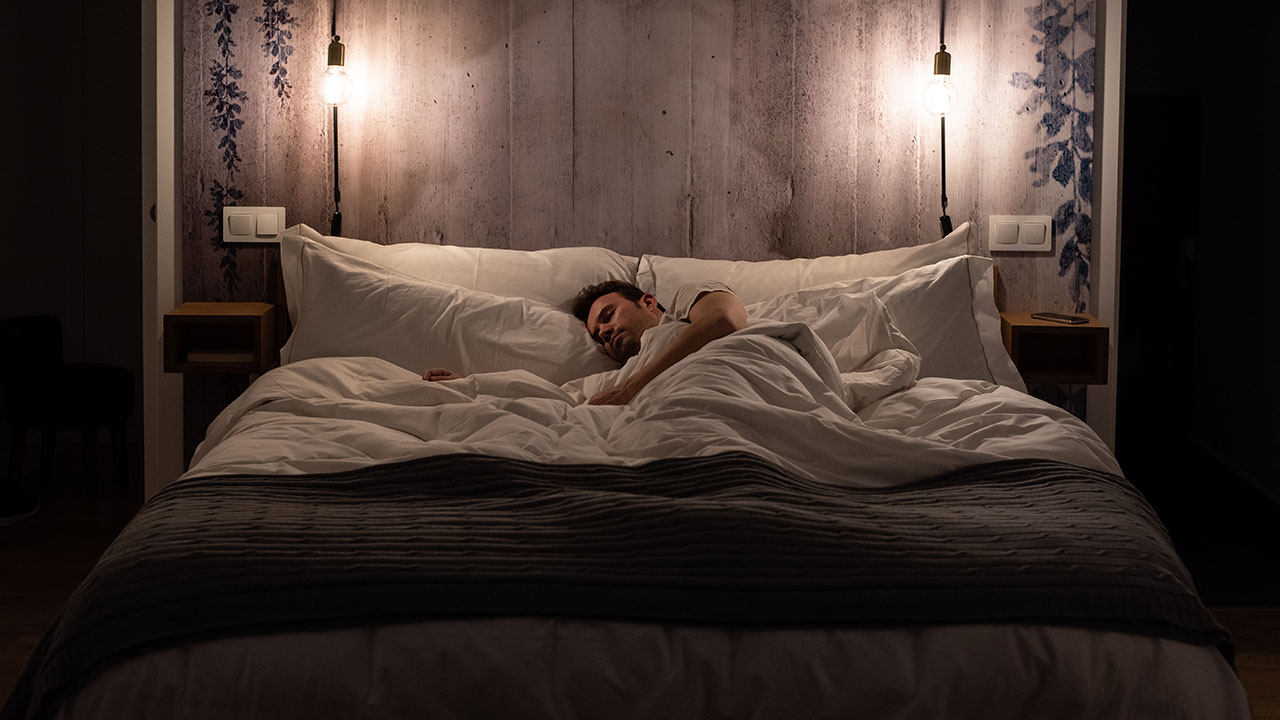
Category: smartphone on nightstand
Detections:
[{"x1": 1030, "y1": 312, "x2": 1088, "y2": 325}]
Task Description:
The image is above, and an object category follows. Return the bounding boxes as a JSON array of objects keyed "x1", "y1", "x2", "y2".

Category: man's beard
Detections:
[{"x1": 609, "y1": 332, "x2": 642, "y2": 362}]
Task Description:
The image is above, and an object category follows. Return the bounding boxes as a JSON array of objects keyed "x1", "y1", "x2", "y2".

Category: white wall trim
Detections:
[
  {"x1": 1086, "y1": 0, "x2": 1125, "y2": 452},
  {"x1": 143, "y1": 0, "x2": 184, "y2": 498}
]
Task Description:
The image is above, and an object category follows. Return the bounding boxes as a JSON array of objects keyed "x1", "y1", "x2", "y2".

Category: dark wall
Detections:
[
  {"x1": 1119, "y1": 3, "x2": 1280, "y2": 500},
  {"x1": 1, "y1": 2, "x2": 144, "y2": 467}
]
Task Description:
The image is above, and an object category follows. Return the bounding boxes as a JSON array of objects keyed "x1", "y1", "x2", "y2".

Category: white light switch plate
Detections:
[
  {"x1": 222, "y1": 206, "x2": 286, "y2": 244},
  {"x1": 987, "y1": 215, "x2": 1053, "y2": 253}
]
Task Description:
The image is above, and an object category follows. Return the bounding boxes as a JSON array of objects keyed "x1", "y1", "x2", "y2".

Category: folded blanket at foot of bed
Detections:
[{"x1": 4, "y1": 451, "x2": 1230, "y2": 720}]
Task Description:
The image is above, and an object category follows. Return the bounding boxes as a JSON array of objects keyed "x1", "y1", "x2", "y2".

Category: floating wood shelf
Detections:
[
  {"x1": 164, "y1": 302, "x2": 277, "y2": 375},
  {"x1": 999, "y1": 311, "x2": 1109, "y2": 386}
]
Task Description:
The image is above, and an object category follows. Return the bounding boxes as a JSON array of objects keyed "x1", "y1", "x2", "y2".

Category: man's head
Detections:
[{"x1": 572, "y1": 281, "x2": 664, "y2": 362}]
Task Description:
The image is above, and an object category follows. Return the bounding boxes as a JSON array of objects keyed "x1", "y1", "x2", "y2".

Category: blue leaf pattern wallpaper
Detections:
[
  {"x1": 1010, "y1": 0, "x2": 1094, "y2": 314},
  {"x1": 201, "y1": 0, "x2": 246, "y2": 297},
  {"x1": 256, "y1": 0, "x2": 297, "y2": 105}
]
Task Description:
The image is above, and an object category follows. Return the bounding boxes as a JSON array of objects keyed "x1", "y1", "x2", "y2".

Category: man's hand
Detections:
[
  {"x1": 587, "y1": 379, "x2": 642, "y2": 406},
  {"x1": 423, "y1": 368, "x2": 462, "y2": 382}
]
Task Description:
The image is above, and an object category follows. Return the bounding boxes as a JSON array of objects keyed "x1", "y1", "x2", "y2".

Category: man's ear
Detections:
[{"x1": 641, "y1": 293, "x2": 661, "y2": 315}]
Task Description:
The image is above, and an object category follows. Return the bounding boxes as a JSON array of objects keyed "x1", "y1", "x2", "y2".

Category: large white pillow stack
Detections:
[
  {"x1": 637, "y1": 223, "x2": 972, "y2": 308},
  {"x1": 277, "y1": 221, "x2": 1023, "y2": 395},
  {"x1": 750, "y1": 255, "x2": 1023, "y2": 391},
  {"x1": 632, "y1": 222, "x2": 1022, "y2": 391},
  {"x1": 278, "y1": 235, "x2": 619, "y2": 385},
  {"x1": 282, "y1": 224, "x2": 638, "y2": 323}
]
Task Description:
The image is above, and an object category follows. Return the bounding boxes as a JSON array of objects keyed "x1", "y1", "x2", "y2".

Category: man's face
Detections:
[{"x1": 585, "y1": 292, "x2": 661, "y2": 362}]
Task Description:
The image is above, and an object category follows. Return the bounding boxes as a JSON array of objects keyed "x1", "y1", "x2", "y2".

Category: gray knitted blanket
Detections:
[{"x1": 4, "y1": 452, "x2": 1230, "y2": 720}]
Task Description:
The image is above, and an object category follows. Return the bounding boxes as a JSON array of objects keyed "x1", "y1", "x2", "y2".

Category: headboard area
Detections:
[{"x1": 184, "y1": 0, "x2": 1096, "y2": 319}]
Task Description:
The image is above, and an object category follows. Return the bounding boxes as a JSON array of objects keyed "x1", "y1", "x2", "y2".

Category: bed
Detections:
[{"x1": 3, "y1": 223, "x2": 1249, "y2": 719}]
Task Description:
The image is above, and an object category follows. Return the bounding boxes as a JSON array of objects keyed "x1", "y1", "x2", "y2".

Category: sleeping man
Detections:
[{"x1": 423, "y1": 280, "x2": 748, "y2": 406}]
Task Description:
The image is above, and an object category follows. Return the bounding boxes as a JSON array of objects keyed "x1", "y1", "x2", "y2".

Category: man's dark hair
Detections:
[{"x1": 571, "y1": 280, "x2": 647, "y2": 323}]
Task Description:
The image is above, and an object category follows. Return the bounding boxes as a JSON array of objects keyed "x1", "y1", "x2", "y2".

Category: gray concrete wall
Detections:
[{"x1": 182, "y1": 0, "x2": 1097, "y2": 319}]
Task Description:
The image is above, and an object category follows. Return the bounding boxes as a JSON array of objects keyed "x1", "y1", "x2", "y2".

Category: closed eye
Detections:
[{"x1": 590, "y1": 307, "x2": 614, "y2": 345}]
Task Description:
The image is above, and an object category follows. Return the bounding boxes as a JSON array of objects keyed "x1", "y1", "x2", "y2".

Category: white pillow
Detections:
[
  {"x1": 769, "y1": 255, "x2": 1025, "y2": 391},
  {"x1": 637, "y1": 222, "x2": 971, "y2": 308},
  {"x1": 279, "y1": 235, "x2": 619, "y2": 385},
  {"x1": 281, "y1": 224, "x2": 638, "y2": 323}
]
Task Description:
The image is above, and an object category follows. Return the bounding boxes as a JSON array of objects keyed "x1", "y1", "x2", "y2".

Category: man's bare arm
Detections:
[{"x1": 588, "y1": 290, "x2": 748, "y2": 405}]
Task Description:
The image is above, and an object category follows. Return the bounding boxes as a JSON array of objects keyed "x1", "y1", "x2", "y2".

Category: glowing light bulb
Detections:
[
  {"x1": 323, "y1": 36, "x2": 351, "y2": 106},
  {"x1": 322, "y1": 65, "x2": 351, "y2": 106},
  {"x1": 922, "y1": 44, "x2": 958, "y2": 117},
  {"x1": 922, "y1": 75, "x2": 958, "y2": 117}
]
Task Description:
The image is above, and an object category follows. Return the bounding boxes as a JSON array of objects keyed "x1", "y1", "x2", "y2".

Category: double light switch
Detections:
[
  {"x1": 222, "y1": 206, "x2": 287, "y2": 244},
  {"x1": 987, "y1": 215, "x2": 1053, "y2": 253}
]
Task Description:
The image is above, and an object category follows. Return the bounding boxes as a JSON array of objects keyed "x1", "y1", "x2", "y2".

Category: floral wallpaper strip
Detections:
[
  {"x1": 1010, "y1": 0, "x2": 1094, "y2": 314},
  {"x1": 256, "y1": 0, "x2": 297, "y2": 105},
  {"x1": 201, "y1": 0, "x2": 246, "y2": 297}
]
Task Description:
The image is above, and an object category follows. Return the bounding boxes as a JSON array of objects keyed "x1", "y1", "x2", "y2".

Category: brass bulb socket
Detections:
[
  {"x1": 327, "y1": 37, "x2": 346, "y2": 67},
  {"x1": 933, "y1": 46, "x2": 951, "y2": 76}
]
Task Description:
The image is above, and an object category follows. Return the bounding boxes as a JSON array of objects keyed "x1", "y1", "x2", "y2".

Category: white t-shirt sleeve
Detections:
[{"x1": 667, "y1": 281, "x2": 735, "y2": 322}]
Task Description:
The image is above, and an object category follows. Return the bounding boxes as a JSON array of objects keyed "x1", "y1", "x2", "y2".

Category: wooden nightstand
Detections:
[
  {"x1": 999, "y1": 312, "x2": 1109, "y2": 385},
  {"x1": 164, "y1": 302, "x2": 278, "y2": 375}
]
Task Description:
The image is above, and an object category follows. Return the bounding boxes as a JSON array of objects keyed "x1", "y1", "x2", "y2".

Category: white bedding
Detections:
[
  {"x1": 189, "y1": 321, "x2": 1118, "y2": 486},
  {"x1": 66, "y1": 317, "x2": 1244, "y2": 719}
]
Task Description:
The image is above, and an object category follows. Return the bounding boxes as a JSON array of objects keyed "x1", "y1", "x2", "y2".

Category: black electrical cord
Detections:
[
  {"x1": 332, "y1": 105, "x2": 342, "y2": 236},
  {"x1": 939, "y1": 0, "x2": 946, "y2": 46},
  {"x1": 940, "y1": 114, "x2": 952, "y2": 236},
  {"x1": 937, "y1": 0, "x2": 952, "y2": 237},
  {"x1": 330, "y1": 0, "x2": 342, "y2": 236}
]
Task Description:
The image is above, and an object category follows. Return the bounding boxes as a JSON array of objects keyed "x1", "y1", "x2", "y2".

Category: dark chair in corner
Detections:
[{"x1": 0, "y1": 315, "x2": 134, "y2": 492}]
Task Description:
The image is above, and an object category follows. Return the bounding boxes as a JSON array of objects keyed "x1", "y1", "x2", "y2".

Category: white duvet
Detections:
[
  {"x1": 111, "y1": 320, "x2": 1248, "y2": 720},
  {"x1": 188, "y1": 319, "x2": 1118, "y2": 486}
]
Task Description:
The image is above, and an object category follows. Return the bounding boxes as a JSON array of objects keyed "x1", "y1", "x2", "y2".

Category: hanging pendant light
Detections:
[
  {"x1": 923, "y1": 44, "x2": 959, "y2": 118},
  {"x1": 322, "y1": 35, "x2": 352, "y2": 107},
  {"x1": 324, "y1": 1, "x2": 348, "y2": 236},
  {"x1": 923, "y1": 1, "x2": 958, "y2": 237}
]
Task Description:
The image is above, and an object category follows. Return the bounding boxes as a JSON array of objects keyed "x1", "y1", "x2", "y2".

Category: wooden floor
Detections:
[
  {"x1": 1217, "y1": 609, "x2": 1280, "y2": 720},
  {"x1": 0, "y1": 440, "x2": 144, "y2": 703},
  {"x1": 2, "y1": 440, "x2": 1278, "y2": 716}
]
